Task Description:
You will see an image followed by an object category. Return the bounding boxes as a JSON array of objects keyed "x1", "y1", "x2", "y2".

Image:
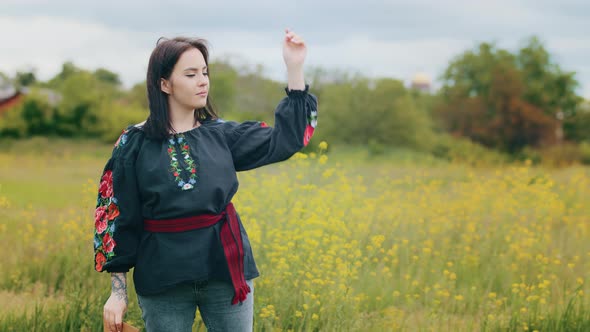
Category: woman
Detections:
[{"x1": 95, "y1": 28, "x2": 318, "y2": 332}]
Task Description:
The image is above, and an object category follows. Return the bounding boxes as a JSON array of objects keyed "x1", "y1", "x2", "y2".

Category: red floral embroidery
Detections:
[
  {"x1": 95, "y1": 206, "x2": 108, "y2": 234},
  {"x1": 260, "y1": 121, "x2": 269, "y2": 128},
  {"x1": 103, "y1": 233, "x2": 116, "y2": 253},
  {"x1": 303, "y1": 109, "x2": 317, "y2": 146},
  {"x1": 94, "y1": 167, "x2": 121, "y2": 272},
  {"x1": 107, "y1": 203, "x2": 120, "y2": 220},
  {"x1": 99, "y1": 170, "x2": 113, "y2": 198},
  {"x1": 95, "y1": 252, "x2": 107, "y2": 271},
  {"x1": 303, "y1": 125, "x2": 314, "y2": 147}
]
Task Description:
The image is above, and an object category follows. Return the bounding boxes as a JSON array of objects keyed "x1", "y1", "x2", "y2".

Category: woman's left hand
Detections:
[{"x1": 283, "y1": 28, "x2": 307, "y2": 69}]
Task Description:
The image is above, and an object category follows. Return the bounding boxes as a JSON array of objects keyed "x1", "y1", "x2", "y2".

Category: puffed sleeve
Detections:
[
  {"x1": 224, "y1": 84, "x2": 318, "y2": 171},
  {"x1": 93, "y1": 126, "x2": 144, "y2": 273}
]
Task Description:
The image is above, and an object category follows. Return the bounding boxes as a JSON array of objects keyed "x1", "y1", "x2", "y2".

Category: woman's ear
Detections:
[{"x1": 160, "y1": 78, "x2": 171, "y2": 94}]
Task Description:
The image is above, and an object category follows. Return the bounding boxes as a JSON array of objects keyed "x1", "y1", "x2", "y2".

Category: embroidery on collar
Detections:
[{"x1": 167, "y1": 134, "x2": 198, "y2": 190}]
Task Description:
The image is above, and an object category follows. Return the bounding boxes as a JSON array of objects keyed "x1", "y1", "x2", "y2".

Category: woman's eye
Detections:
[
  {"x1": 203, "y1": 72, "x2": 209, "y2": 76},
  {"x1": 186, "y1": 74, "x2": 195, "y2": 77}
]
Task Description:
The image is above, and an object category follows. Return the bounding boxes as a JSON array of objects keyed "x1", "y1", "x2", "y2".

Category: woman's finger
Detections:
[
  {"x1": 284, "y1": 29, "x2": 305, "y2": 45},
  {"x1": 105, "y1": 312, "x2": 116, "y2": 332},
  {"x1": 286, "y1": 34, "x2": 302, "y2": 44},
  {"x1": 114, "y1": 312, "x2": 123, "y2": 332},
  {"x1": 291, "y1": 37, "x2": 304, "y2": 45}
]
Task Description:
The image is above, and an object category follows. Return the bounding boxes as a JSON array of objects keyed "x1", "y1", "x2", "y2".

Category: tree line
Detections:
[{"x1": 1, "y1": 36, "x2": 589, "y2": 165}]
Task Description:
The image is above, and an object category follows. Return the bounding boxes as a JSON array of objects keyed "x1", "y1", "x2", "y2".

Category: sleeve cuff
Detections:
[
  {"x1": 284, "y1": 84, "x2": 310, "y2": 97},
  {"x1": 104, "y1": 265, "x2": 131, "y2": 273}
]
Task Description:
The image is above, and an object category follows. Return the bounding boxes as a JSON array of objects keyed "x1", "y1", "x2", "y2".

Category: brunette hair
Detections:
[{"x1": 142, "y1": 37, "x2": 218, "y2": 140}]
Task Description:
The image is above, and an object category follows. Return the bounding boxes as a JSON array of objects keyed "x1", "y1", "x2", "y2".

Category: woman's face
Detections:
[{"x1": 161, "y1": 47, "x2": 209, "y2": 111}]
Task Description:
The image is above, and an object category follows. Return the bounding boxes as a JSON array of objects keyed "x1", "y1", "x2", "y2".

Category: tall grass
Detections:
[{"x1": 0, "y1": 139, "x2": 589, "y2": 331}]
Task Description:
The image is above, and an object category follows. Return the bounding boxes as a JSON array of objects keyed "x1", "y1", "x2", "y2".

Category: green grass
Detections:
[{"x1": 1, "y1": 138, "x2": 589, "y2": 331}]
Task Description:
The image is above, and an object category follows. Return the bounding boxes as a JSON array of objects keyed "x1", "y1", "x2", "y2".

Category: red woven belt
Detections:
[{"x1": 144, "y1": 202, "x2": 250, "y2": 305}]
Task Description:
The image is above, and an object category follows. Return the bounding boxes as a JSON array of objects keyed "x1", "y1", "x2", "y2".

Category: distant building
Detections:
[
  {"x1": 0, "y1": 82, "x2": 61, "y2": 115},
  {"x1": 410, "y1": 72, "x2": 432, "y2": 93},
  {"x1": 0, "y1": 83, "x2": 22, "y2": 115},
  {"x1": 0, "y1": 93, "x2": 24, "y2": 114}
]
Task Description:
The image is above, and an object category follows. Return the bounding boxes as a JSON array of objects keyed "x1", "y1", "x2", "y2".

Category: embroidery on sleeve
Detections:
[
  {"x1": 114, "y1": 128, "x2": 130, "y2": 149},
  {"x1": 303, "y1": 110, "x2": 317, "y2": 147},
  {"x1": 94, "y1": 169, "x2": 121, "y2": 271},
  {"x1": 260, "y1": 121, "x2": 269, "y2": 128}
]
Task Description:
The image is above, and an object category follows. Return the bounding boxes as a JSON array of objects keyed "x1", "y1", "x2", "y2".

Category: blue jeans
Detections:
[{"x1": 137, "y1": 279, "x2": 254, "y2": 332}]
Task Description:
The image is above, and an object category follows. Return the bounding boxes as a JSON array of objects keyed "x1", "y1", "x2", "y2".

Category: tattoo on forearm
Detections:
[{"x1": 111, "y1": 273, "x2": 128, "y2": 304}]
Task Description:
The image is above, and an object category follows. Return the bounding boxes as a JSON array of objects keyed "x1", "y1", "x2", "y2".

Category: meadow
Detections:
[{"x1": 0, "y1": 138, "x2": 589, "y2": 331}]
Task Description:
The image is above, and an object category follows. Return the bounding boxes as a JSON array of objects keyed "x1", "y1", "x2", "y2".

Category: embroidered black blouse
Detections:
[{"x1": 93, "y1": 85, "x2": 318, "y2": 295}]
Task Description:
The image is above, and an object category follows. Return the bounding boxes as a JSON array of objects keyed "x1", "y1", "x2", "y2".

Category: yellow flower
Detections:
[{"x1": 318, "y1": 141, "x2": 328, "y2": 150}]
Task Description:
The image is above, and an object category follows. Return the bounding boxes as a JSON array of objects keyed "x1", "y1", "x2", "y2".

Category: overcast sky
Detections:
[{"x1": 2, "y1": 0, "x2": 589, "y2": 98}]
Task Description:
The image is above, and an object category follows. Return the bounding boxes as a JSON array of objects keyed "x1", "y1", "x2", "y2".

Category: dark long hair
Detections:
[{"x1": 143, "y1": 37, "x2": 219, "y2": 140}]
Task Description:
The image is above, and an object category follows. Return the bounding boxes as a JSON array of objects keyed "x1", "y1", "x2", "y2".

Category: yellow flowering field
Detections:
[{"x1": 0, "y1": 139, "x2": 589, "y2": 331}]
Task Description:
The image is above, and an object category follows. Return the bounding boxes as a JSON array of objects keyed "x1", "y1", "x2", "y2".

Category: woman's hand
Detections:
[
  {"x1": 283, "y1": 28, "x2": 307, "y2": 70},
  {"x1": 283, "y1": 28, "x2": 307, "y2": 90},
  {"x1": 104, "y1": 272, "x2": 129, "y2": 332},
  {"x1": 104, "y1": 292, "x2": 128, "y2": 332}
]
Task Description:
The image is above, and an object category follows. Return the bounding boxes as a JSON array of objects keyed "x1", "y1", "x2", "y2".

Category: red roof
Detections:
[{"x1": 0, "y1": 92, "x2": 23, "y2": 114}]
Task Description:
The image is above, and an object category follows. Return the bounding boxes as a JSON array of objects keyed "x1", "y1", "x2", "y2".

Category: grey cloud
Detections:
[
  {"x1": 5, "y1": 0, "x2": 587, "y2": 41},
  {"x1": 2, "y1": 0, "x2": 589, "y2": 96}
]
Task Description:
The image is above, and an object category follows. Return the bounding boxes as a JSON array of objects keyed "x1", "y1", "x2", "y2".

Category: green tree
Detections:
[
  {"x1": 441, "y1": 42, "x2": 516, "y2": 100},
  {"x1": 0, "y1": 105, "x2": 28, "y2": 138},
  {"x1": 437, "y1": 37, "x2": 581, "y2": 151},
  {"x1": 126, "y1": 82, "x2": 148, "y2": 110},
  {"x1": 231, "y1": 63, "x2": 283, "y2": 122},
  {"x1": 46, "y1": 61, "x2": 81, "y2": 88},
  {"x1": 564, "y1": 100, "x2": 590, "y2": 142},
  {"x1": 517, "y1": 37, "x2": 581, "y2": 119},
  {"x1": 54, "y1": 71, "x2": 118, "y2": 136},
  {"x1": 208, "y1": 61, "x2": 238, "y2": 116},
  {"x1": 319, "y1": 78, "x2": 435, "y2": 151},
  {"x1": 21, "y1": 89, "x2": 56, "y2": 135},
  {"x1": 15, "y1": 69, "x2": 37, "y2": 88},
  {"x1": 93, "y1": 68, "x2": 121, "y2": 86}
]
